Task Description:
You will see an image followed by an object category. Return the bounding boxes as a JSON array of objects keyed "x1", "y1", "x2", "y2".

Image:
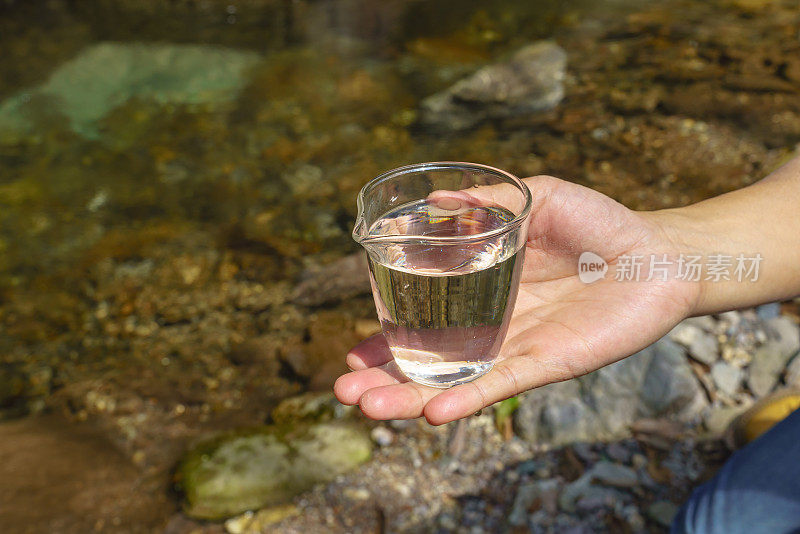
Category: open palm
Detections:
[{"x1": 335, "y1": 175, "x2": 701, "y2": 424}]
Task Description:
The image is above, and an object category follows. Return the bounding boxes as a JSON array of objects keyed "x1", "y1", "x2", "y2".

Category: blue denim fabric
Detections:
[{"x1": 672, "y1": 407, "x2": 800, "y2": 534}]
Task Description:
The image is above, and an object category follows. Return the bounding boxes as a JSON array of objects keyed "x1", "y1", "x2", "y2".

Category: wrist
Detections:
[
  {"x1": 641, "y1": 207, "x2": 732, "y2": 317},
  {"x1": 644, "y1": 204, "x2": 790, "y2": 316}
]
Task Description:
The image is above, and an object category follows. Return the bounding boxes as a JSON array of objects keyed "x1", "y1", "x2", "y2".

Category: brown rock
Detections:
[
  {"x1": 280, "y1": 311, "x2": 359, "y2": 388},
  {"x1": 292, "y1": 253, "x2": 371, "y2": 306}
]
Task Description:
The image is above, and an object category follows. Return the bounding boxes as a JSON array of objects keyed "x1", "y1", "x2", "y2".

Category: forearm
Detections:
[{"x1": 649, "y1": 156, "x2": 800, "y2": 315}]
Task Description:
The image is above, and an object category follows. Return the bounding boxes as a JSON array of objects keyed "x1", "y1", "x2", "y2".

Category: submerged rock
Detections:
[
  {"x1": 177, "y1": 421, "x2": 372, "y2": 520},
  {"x1": 292, "y1": 253, "x2": 371, "y2": 306},
  {"x1": 0, "y1": 42, "x2": 261, "y2": 139},
  {"x1": 418, "y1": 41, "x2": 566, "y2": 131}
]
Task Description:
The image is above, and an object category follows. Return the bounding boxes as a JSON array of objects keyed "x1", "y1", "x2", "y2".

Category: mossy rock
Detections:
[{"x1": 177, "y1": 421, "x2": 371, "y2": 520}]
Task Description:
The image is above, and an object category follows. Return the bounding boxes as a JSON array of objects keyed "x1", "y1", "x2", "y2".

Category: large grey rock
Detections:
[
  {"x1": 418, "y1": 41, "x2": 566, "y2": 131},
  {"x1": 640, "y1": 339, "x2": 705, "y2": 415},
  {"x1": 515, "y1": 338, "x2": 705, "y2": 446},
  {"x1": 0, "y1": 42, "x2": 260, "y2": 139},
  {"x1": 178, "y1": 422, "x2": 372, "y2": 520},
  {"x1": 515, "y1": 380, "x2": 605, "y2": 446},
  {"x1": 539, "y1": 381, "x2": 607, "y2": 445}
]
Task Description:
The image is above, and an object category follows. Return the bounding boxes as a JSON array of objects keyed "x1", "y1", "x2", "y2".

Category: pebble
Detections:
[
  {"x1": 631, "y1": 453, "x2": 648, "y2": 471},
  {"x1": 589, "y1": 461, "x2": 639, "y2": 488},
  {"x1": 571, "y1": 442, "x2": 597, "y2": 463},
  {"x1": 605, "y1": 441, "x2": 634, "y2": 464},
  {"x1": 687, "y1": 331, "x2": 719, "y2": 365},
  {"x1": 574, "y1": 486, "x2": 623, "y2": 512},
  {"x1": 516, "y1": 460, "x2": 543, "y2": 475},
  {"x1": 719, "y1": 311, "x2": 742, "y2": 329},
  {"x1": 438, "y1": 512, "x2": 458, "y2": 530},
  {"x1": 647, "y1": 500, "x2": 679, "y2": 527},
  {"x1": 669, "y1": 323, "x2": 704, "y2": 347},
  {"x1": 621, "y1": 504, "x2": 646, "y2": 531},
  {"x1": 710, "y1": 361, "x2": 744, "y2": 396},
  {"x1": 509, "y1": 479, "x2": 560, "y2": 526},
  {"x1": 748, "y1": 342, "x2": 794, "y2": 397},
  {"x1": 683, "y1": 315, "x2": 717, "y2": 332},
  {"x1": 558, "y1": 475, "x2": 592, "y2": 513},
  {"x1": 371, "y1": 426, "x2": 394, "y2": 447},
  {"x1": 756, "y1": 302, "x2": 782, "y2": 320}
]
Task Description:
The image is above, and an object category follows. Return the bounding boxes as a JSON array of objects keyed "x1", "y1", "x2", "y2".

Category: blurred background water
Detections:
[{"x1": 1, "y1": 0, "x2": 799, "y2": 532}]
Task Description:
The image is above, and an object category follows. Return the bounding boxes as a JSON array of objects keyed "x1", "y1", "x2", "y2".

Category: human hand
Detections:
[{"x1": 334, "y1": 175, "x2": 703, "y2": 424}]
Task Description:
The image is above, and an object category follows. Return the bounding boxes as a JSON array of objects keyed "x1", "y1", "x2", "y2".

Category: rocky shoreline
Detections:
[{"x1": 166, "y1": 305, "x2": 798, "y2": 534}]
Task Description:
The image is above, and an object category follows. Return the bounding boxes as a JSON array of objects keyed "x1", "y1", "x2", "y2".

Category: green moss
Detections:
[{"x1": 176, "y1": 421, "x2": 372, "y2": 520}]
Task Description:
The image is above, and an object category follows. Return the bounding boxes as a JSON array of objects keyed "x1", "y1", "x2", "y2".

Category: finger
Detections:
[
  {"x1": 334, "y1": 362, "x2": 406, "y2": 405},
  {"x1": 422, "y1": 355, "x2": 561, "y2": 425},
  {"x1": 358, "y1": 381, "x2": 442, "y2": 420},
  {"x1": 345, "y1": 334, "x2": 393, "y2": 371},
  {"x1": 428, "y1": 182, "x2": 526, "y2": 216}
]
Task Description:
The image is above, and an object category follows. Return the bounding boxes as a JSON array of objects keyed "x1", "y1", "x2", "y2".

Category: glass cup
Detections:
[{"x1": 352, "y1": 162, "x2": 532, "y2": 387}]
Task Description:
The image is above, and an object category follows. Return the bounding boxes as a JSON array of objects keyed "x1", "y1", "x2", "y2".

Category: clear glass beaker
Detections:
[{"x1": 353, "y1": 162, "x2": 532, "y2": 388}]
